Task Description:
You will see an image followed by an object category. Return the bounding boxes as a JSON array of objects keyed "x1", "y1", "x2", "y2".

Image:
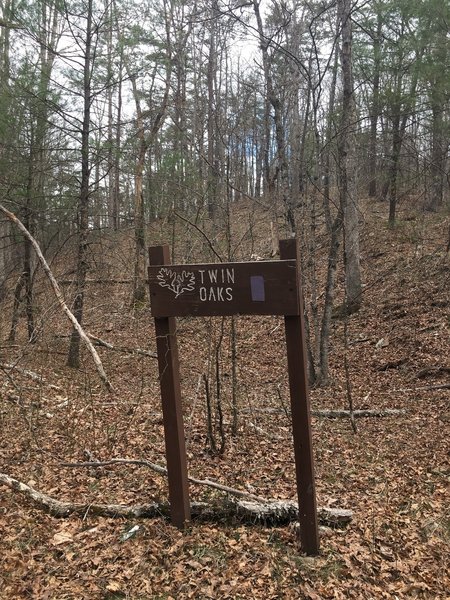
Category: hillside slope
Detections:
[{"x1": 0, "y1": 202, "x2": 449, "y2": 599}]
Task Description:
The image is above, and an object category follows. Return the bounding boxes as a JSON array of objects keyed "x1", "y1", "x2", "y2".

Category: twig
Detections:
[
  {"x1": 276, "y1": 384, "x2": 290, "y2": 419},
  {"x1": 174, "y1": 211, "x2": 223, "y2": 262},
  {"x1": 247, "y1": 421, "x2": 283, "y2": 440},
  {"x1": 416, "y1": 366, "x2": 450, "y2": 379},
  {"x1": 87, "y1": 335, "x2": 157, "y2": 358},
  {"x1": 58, "y1": 279, "x2": 134, "y2": 285},
  {"x1": 60, "y1": 458, "x2": 267, "y2": 502},
  {"x1": 343, "y1": 320, "x2": 357, "y2": 433},
  {"x1": 0, "y1": 363, "x2": 43, "y2": 382}
]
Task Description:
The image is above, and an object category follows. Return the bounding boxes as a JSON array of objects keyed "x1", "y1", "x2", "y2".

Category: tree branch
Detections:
[
  {"x1": 60, "y1": 458, "x2": 267, "y2": 503},
  {"x1": 87, "y1": 335, "x2": 157, "y2": 359},
  {"x1": 0, "y1": 204, "x2": 114, "y2": 393}
]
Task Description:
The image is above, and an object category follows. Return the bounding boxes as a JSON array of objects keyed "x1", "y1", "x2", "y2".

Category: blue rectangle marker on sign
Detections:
[{"x1": 250, "y1": 275, "x2": 265, "y2": 302}]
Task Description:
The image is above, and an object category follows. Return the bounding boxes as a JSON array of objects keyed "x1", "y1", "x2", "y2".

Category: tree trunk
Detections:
[
  {"x1": 337, "y1": 0, "x2": 362, "y2": 314},
  {"x1": 133, "y1": 130, "x2": 147, "y2": 304},
  {"x1": 24, "y1": 157, "x2": 36, "y2": 342},
  {"x1": 323, "y1": 33, "x2": 339, "y2": 230},
  {"x1": 368, "y1": 10, "x2": 382, "y2": 198},
  {"x1": 67, "y1": 0, "x2": 93, "y2": 368},
  {"x1": 207, "y1": 2, "x2": 218, "y2": 219},
  {"x1": 388, "y1": 111, "x2": 401, "y2": 227},
  {"x1": 253, "y1": 0, "x2": 293, "y2": 231},
  {"x1": 387, "y1": 54, "x2": 421, "y2": 226},
  {"x1": 426, "y1": 103, "x2": 445, "y2": 212},
  {"x1": 318, "y1": 213, "x2": 342, "y2": 383},
  {"x1": 113, "y1": 50, "x2": 123, "y2": 230}
]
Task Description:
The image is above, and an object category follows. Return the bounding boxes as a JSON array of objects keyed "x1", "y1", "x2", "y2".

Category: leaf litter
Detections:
[{"x1": 0, "y1": 202, "x2": 449, "y2": 598}]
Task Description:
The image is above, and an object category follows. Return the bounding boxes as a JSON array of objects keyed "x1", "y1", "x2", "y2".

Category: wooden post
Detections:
[
  {"x1": 280, "y1": 238, "x2": 319, "y2": 555},
  {"x1": 148, "y1": 245, "x2": 190, "y2": 528}
]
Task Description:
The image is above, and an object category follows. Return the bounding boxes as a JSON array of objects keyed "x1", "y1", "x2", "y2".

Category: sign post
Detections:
[
  {"x1": 148, "y1": 245, "x2": 190, "y2": 528},
  {"x1": 279, "y1": 239, "x2": 319, "y2": 554},
  {"x1": 148, "y1": 239, "x2": 319, "y2": 554}
]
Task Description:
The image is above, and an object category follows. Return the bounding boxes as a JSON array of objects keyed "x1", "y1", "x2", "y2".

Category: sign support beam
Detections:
[
  {"x1": 280, "y1": 239, "x2": 319, "y2": 555},
  {"x1": 149, "y1": 245, "x2": 190, "y2": 529}
]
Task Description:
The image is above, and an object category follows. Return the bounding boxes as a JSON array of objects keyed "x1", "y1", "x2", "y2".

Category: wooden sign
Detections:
[
  {"x1": 148, "y1": 240, "x2": 319, "y2": 555},
  {"x1": 148, "y1": 259, "x2": 299, "y2": 317}
]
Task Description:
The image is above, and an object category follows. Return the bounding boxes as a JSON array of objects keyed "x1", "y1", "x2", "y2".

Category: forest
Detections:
[{"x1": 0, "y1": 0, "x2": 449, "y2": 598}]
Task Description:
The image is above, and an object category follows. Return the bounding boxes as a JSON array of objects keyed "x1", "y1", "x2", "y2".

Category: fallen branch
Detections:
[
  {"x1": 393, "y1": 383, "x2": 450, "y2": 393},
  {"x1": 348, "y1": 337, "x2": 371, "y2": 345},
  {"x1": 58, "y1": 279, "x2": 134, "y2": 285},
  {"x1": 416, "y1": 366, "x2": 450, "y2": 379},
  {"x1": 0, "y1": 472, "x2": 352, "y2": 526},
  {"x1": 247, "y1": 421, "x2": 283, "y2": 441},
  {"x1": 242, "y1": 407, "x2": 406, "y2": 418},
  {"x1": 312, "y1": 409, "x2": 406, "y2": 418},
  {"x1": 0, "y1": 204, "x2": 113, "y2": 393},
  {"x1": 0, "y1": 363, "x2": 44, "y2": 382},
  {"x1": 60, "y1": 458, "x2": 267, "y2": 503},
  {"x1": 55, "y1": 334, "x2": 157, "y2": 359},
  {"x1": 377, "y1": 358, "x2": 408, "y2": 371},
  {"x1": 87, "y1": 335, "x2": 157, "y2": 359}
]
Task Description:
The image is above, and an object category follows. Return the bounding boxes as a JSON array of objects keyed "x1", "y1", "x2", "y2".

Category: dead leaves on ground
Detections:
[{"x1": 1, "y1": 204, "x2": 449, "y2": 599}]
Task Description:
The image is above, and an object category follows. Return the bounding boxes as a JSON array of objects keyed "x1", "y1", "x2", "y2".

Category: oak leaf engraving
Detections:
[{"x1": 157, "y1": 268, "x2": 195, "y2": 298}]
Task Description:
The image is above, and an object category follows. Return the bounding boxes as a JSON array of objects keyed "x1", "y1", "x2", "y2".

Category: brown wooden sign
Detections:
[
  {"x1": 148, "y1": 259, "x2": 299, "y2": 318},
  {"x1": 148, "y1": 240, "x2": 319, "y2": 555}
]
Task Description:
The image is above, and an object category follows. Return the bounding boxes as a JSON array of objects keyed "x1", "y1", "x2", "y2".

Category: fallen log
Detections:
[
  {"x1": 393, "y1": 383, "x2": 450, "y2": 392},
  {"x1": 312, "y1": 409, "x2": 406, "y2": 418},
  {"x1": 242, "y1": 407, "x2": 406, "y2": 418},
  {"x1": 416, "y1": 366, "x2": 450, "y2": 379},
  {"x1": 0, "y1": 472, "x2": 352, "y2": 527}
]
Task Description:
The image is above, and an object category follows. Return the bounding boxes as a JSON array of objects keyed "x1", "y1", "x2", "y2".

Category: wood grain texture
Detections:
[
  {"x1": 149, "y1": 245, "x2": 191, "y2": 529},
  {"x1": 280, "y1": 239, "x2": 320, "y2": 555},
  {"x1": 148, "y1": 259, "x2": 299, "y2": 317}
]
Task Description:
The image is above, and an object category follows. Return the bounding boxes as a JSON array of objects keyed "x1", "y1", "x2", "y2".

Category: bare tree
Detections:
[
  {"x1": 337, "y1": 0, "x2": 361, "y2": 314},
  {"x1": 67, "y1": 0, "x2": 95, "y2": 367}
]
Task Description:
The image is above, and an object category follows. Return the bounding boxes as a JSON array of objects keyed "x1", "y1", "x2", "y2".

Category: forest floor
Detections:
[{"x1": 0, "y1": 200, "x2": 449, "y2": 599}]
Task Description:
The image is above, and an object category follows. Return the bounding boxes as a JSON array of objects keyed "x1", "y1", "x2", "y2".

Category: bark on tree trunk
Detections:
[
  {"x1": 207, "y1": 2, "x2": 219, "y2": 220},
  {"x1": 427, "y1": 103, "x2": 445, "y2": 212},
  {"x1": 323, "y1": 34, "x2": 339, "y2": 230},
  {"x1": 318, "y1": 214, "x2": 342, "y2": 383},
  {"x1": 388, "y1": 111, "x2": 401, "y2": 227},
  {"x1": 386, "y1": 46, "x2": 422, "y2": 226},
  {"x1": 67, "y1": 0, "x2": 93, "y2": 368},
  {"x1": 368, "y1": 12, "x2": 382, "y2": 198},
  {"x1": 253, "y1": 0, "x2": 293, "y2": 232},
  {"x1": 122, "y1": 13, "x2": 172, "y2": 304},
  {"x1": 337, "y1": 0, "x2": 362, "y2": 314}
]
